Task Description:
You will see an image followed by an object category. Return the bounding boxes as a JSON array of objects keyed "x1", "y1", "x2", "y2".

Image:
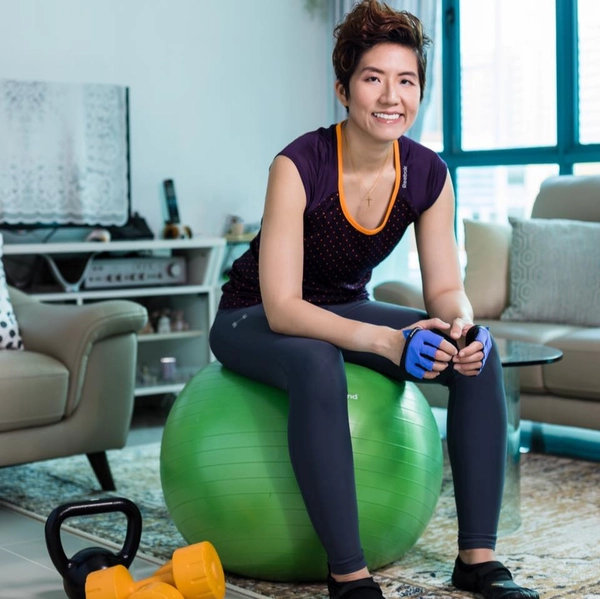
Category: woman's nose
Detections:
[{"x1": 381, "y1": 83, "x2": 399, "y2": 104}]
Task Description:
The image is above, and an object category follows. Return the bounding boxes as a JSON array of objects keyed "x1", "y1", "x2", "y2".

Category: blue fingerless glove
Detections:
[
  {"x1": 465, "y1": 325, "x2": 492, "y2": 371},
  {"x1": 400, "y1": 327, "x2": 446, "y2": 379}
]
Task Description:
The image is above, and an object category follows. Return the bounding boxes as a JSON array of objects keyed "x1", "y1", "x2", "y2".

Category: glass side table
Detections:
[{"x1": 495, "y1": 339, "x2": 563, "y2": 534}]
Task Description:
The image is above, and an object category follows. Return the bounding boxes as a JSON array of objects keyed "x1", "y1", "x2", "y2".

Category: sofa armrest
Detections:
[
  {"x1": 373, "y1": 281, "x2": 426, "y2": 310},
  {"x1": 9, "y1": 286, "x2": 147, "y2": 411}
]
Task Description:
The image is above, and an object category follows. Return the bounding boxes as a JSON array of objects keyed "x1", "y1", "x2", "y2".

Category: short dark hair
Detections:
[{"x1": 332, "y1": 0, "x2": 431, "y2": 102}]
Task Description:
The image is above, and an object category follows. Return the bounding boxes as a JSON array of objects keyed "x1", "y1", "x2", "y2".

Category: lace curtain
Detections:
[{"x1": 0, "y1": 79, "x2": 129, "y2": 226}]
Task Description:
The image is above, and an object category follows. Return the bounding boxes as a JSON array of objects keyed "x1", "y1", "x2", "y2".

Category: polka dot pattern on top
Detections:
[{"x1": 0, "y1": 234, "x2": 24, "y2": 350}]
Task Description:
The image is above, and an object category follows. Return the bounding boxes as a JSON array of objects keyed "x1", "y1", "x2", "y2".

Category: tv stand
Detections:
[{"x1": 3, "y1": 237, "x2": 226, "y2": 398}]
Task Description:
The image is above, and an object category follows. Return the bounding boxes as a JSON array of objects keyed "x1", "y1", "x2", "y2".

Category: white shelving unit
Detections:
[{"x1": 4, "y1": 237, "x2": 226, "y2": 398}]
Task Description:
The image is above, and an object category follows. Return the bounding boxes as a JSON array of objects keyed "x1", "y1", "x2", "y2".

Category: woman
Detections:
[{"x1": 210, "y1": 2, "x2": 538, "y2": 598}]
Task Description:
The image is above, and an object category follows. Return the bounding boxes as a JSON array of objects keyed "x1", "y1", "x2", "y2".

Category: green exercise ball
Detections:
[{"x1": 160, "y1": 361, "x2": 443, "y2": 582}]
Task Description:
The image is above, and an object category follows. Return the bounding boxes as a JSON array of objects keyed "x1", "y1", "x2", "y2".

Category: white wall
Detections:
[{"x1": 0, "y1": 0, "x2": 332, "y2": 237}]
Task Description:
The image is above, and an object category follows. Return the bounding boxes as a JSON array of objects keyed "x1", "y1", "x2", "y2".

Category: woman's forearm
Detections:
[
  {"x1": 424, "y1": 289, "x2": 474, "y2": 326},
  {"x1": 265, "y1": 297, "x2": 397, "y2": 359}
]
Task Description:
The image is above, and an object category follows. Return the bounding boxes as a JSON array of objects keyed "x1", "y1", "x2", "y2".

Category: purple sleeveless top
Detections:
[{"x1": 219, "y1": 122, "x2": 447, "y2": 309}]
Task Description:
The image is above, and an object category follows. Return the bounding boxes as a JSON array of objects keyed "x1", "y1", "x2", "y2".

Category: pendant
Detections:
[{"x1": 366, "y1": 196, "x2": 372, "y2": 207}]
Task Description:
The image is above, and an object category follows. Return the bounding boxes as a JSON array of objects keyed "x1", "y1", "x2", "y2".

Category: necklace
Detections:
[{"x1": 344, "y1": 131, "x2": 392, "y2": 207}]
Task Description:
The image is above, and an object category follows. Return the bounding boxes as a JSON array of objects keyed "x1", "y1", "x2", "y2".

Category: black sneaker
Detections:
[
  {"x1": 327, "y1": 574, "x2": 385, "y2": 599},
  {"x1": 451, "y1": 557, "x2": 539, "y2": 599}
]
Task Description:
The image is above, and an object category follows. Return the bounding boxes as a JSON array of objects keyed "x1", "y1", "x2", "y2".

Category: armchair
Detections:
[{"x1": 0, "y1": 286, "x2": 148, "y2": 489}]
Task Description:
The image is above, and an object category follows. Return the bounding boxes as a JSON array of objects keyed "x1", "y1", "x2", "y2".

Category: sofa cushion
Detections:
[
  {"x1": 0, "y1": 234, "x2": 24, "y2": 350},
  {"x1": 501, "y1": 217, "x2": 600, "y2": 326},
  {"x1": 483, "y1": 320, "x2": 580, "y2": 345},
  {"x1": 0, "y1": 351, "x2": 68, "y2": 432},
  {"x1": 482, "y1": 320, "x2": 579, "y2": 394},
  {"x1": 541, "y1": 328, "x2": 600, "y2": 400},
  {"x1": 482, "y1": 320, "x2": 599, "y2": 400},
  {"x1": 463, "y1": 220, "x2": 512, "y2": 320}
]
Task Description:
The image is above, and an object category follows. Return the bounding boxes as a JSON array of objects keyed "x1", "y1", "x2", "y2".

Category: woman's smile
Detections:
[{"x1": 372, "y1": 111, "x2": 403, "y2": 124}]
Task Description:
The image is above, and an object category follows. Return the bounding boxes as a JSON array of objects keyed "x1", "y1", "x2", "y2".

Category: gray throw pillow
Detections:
[{"x1": 501, "y1": 217, "x2": 600, "y2": 326}]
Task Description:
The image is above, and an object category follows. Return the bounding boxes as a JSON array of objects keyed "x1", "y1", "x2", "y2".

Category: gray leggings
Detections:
[{"x1": 209, "y1": 300, "x2": 507, "y2": 574}]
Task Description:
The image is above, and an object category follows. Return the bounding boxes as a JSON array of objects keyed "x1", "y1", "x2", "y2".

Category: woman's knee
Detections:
[
  {"x1": 295, "y1": 338, "x2": 341, "y2": 368},
  {"x1": 287, "y1": 340, "x2": 347, "y2": 394},
  {"x1": 440, "y1": 338, "x2": 503, "y2": 399}
]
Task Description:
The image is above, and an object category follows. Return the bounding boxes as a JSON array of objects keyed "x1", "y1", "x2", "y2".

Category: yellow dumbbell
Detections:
[
  {"x1": 125, "y1": 582, "x2": 183, "y2": 599},
  {"x1": 85, "y1": 541, "x2": 225, "y2": 599}
]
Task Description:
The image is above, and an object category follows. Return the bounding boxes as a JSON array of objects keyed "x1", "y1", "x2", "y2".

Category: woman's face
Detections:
[{"x1": 337, "y1": 43, "x2": 421, "y2": 142}]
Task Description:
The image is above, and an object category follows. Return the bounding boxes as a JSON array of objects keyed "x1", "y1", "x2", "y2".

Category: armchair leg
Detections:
[{"x1": 87, "y1": 452, "x2": 116, "y2": 491}]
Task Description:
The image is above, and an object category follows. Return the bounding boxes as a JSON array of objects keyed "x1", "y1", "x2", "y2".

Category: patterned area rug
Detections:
[{"x1": 1, "y1": 443, "x2": 599, "y2": 599}]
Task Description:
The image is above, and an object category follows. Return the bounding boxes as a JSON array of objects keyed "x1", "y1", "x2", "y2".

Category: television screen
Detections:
[{"x1": 0, "y1": 78, "x2": 130, "y2": 229}]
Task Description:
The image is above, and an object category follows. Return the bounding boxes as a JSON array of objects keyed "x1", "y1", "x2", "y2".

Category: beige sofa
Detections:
[
  {"x1": 0, "y1": 286, "x2": 147, "y2": 489},
  {"x1": 374, "y1": 174, "x2": 600, "y2": 431}
]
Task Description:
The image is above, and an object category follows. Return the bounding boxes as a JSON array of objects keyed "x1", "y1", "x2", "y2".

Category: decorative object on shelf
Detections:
[
  {"x1": 148, "y1": 310, "x2": 161, "y2": 332},
  {"x1": 161, "y1": 179, "x2": 193, "y2": 240},
  {"x1": 160, "y1": 357, "x2": 177, "y2": 382},
  {"x1": 163, "y1": 222, "x2": 192, "y2": 240},
  {"x1": 229, "y1": 216, "x2": 245, "y2": 237},
  {"x1": 157, "y1": 312, "x2": 172, "y2": 335},
  {"x1": 224, "y1": 216, "x2": 261, "y2": 243},
  {"x1": 85, "y1": 229, "x2": 112, "y2": 242},
  {"x1": 223, "y1": 214, "x2": 251, "y2": 241},
  {"x1": 138, "y1": 321, "x2": 155, "y2": 335},
  {"x1": 138, "y1": 364, "x2": 158, "y2": 386},
  {"x1": 107, "y1": 212, "x2": 154, "y2": 241},
  {"x1": 170, "y1": 310, "x2": 189, "y2": 332}
]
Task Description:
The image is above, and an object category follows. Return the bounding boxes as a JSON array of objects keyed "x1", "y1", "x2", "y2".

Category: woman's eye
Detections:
[
  {"x1": 400, "y1": 79, "x2": 414, "y2": 86},
  {"x1": 366, "y1": 76, "x2": 380, "y2": 83}
]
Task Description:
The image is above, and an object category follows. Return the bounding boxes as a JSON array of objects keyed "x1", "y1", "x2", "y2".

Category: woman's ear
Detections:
[{"x1": 334, "y1": 81, "x2": 348, "y2": 108}]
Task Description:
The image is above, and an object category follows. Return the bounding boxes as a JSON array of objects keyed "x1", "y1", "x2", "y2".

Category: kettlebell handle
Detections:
[{"x1": 45, "y1": 497, "x2": 142, "y2": 576}]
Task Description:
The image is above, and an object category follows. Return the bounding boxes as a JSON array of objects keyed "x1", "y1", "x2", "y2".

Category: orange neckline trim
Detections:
[{"x1": 336, "y1": 121, "x2": 401, "y2": 235}]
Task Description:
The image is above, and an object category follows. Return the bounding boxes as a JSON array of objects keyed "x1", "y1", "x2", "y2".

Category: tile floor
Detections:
[{"x1": 0, "y1": 398, "x2": 254, "y2": 599}]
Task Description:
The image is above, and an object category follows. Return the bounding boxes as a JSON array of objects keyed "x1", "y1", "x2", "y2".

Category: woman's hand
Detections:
[
  {"x1": 452, "y1": 324, "x2": 492, "y2": 376},
  {"x1": 395, "y1": 318, "x2": 458, "y2": 380}
]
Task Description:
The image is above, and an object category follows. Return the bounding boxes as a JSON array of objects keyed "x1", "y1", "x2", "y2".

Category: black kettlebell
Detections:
[{"x1": 45, "y1": 497, "x2": 142, "y2": 599}]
